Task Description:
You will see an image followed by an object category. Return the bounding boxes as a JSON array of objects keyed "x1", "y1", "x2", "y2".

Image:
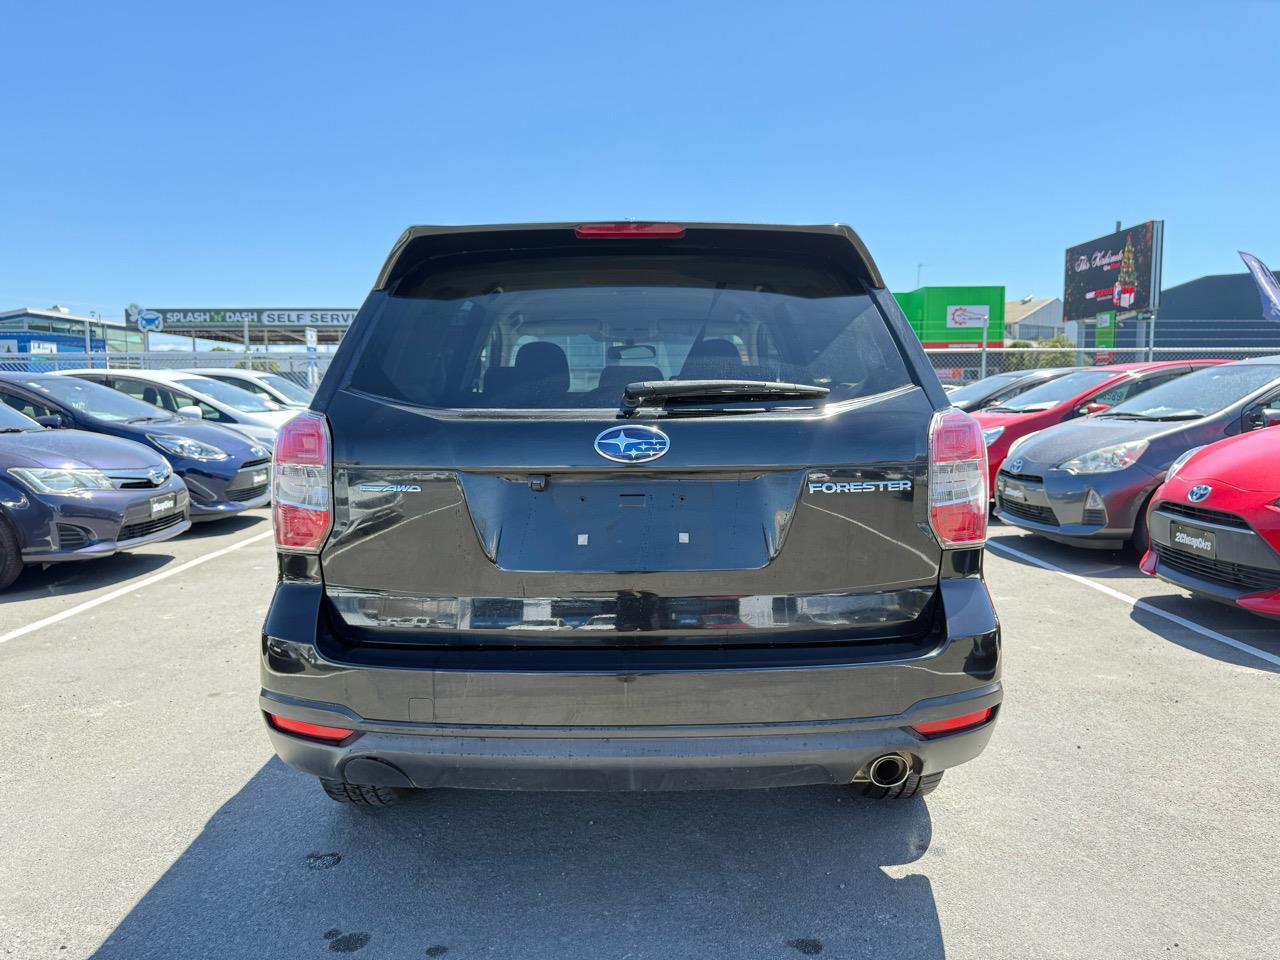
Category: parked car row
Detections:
[
  {"x1": 0, "y1": 369, "x2": 313, "y2": 590},
  {"x1": 968, "y1": 357, "x2": 1280, "y2": 620}
]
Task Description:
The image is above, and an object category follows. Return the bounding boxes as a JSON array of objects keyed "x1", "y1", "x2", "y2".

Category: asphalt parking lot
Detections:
[{"x1": 3, "y1": 510, "x2": 1277, "y2": 960}]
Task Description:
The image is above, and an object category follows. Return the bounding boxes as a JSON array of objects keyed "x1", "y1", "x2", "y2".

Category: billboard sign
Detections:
[
  {"x1": 946, "y1": 305, "x2": 990, "y2": 329},
  {"x1": 1063, "y1": 221, "x2": 1163, "y2": 323},
  {"x1": 127, "y1": 307, "x2": 356, "y2": 331}
]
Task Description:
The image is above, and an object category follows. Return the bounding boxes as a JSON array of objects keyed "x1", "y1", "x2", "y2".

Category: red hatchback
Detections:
[
  {"x1": 974, "y1": 361, "x2": 1225, "y2": 495},
  {"x1": 1142, "y1": 427, "x2": 1280, "y2": 618}
]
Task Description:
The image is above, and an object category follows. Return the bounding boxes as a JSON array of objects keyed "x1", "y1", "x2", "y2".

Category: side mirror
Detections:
[
  {"x1": 1079, "y1": 402, "x2": 1111, "y2": 415},
  {"x1": 34, "y1": 413, "x2": 66, "y2": 429},
  {"x1": 176, "y1": 404, "x2": 203, "y2": 420},
  {"x1": 1264, "y1": 408, "x2": 1280, "y2": 428}
]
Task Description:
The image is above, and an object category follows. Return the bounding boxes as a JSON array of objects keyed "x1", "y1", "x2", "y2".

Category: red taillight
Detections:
[
  {"x1": 928, "y1": 409, "x2": 988, "y2": 547},
  {"x1": 267, "y1": 714, "x2": 354, "y2": 743},
  {"x1": 911, "y1": 707, "x2": 993, "y2": 738},
  {"x1": 272, "y1": 411, "x2": 332, "y2": 553},
  {"x1": 574, "y1": 222, "x2": 686, "y2": 239}
]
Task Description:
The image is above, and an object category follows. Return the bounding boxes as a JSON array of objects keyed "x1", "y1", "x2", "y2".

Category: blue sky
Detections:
[{"x1": 3, "y1": 1, "x2": 1277, "y2": 317}]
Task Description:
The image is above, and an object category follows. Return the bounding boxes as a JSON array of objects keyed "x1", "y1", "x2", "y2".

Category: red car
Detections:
[
  {"x1": 974, "y1": 361, "x2": 1225, "y2": 495},
  {"x1": 1141, "y1": 426, "x2": 1280, "y2": 618}
]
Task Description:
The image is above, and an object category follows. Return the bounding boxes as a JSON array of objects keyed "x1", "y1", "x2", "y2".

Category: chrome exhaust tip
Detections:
[{"x1": 867, "y1": 753, "x2": 911, "y2": 789}]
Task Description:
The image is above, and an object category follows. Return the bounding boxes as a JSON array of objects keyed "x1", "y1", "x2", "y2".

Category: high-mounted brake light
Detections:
[
  {"x1": 928, "y1": 409, "x2": 988, "y2": 547},
  {"x1": 911, "y1": 707, "x2": 993, "y2": 738},
  {"x1": 272, "y1": 411, "x2": 332, "y2": 553},
  {"x1": 575, "y1": 222, "x2": 686, "y2": 239},
  {"x1": 267, "y1": 713, "x2": 354, "y2": 743}
]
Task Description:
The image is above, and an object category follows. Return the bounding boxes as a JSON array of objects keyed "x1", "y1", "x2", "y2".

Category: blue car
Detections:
[
  {"x1": 0, "y1": 374, "x2": 272, "y2": 521},
  {"x1": 0, "y1": 403, "x2": 191, "y2": 590}
]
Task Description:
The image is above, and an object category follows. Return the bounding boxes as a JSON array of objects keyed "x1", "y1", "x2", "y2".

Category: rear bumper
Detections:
[
  {"x1": 261, "y1": 685, "x2": 1001, "y2": 791},
  {"x1": 260, "y1": 575, "x2": 1002, "y2": 791}
]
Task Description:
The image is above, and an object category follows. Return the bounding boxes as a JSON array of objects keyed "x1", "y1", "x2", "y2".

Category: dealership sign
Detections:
[
  {"x1": 127, "y1": 306, "x2": 356, "y2": 331},
  {"x1": 946, "y1": 305, "x2": 990, "y2": 329},
  {"x1": 1063, "y1": 221, "x2": 1164, "y2": 323}
]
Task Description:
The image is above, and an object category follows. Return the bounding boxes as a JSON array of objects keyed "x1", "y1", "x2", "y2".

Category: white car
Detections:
[
  {"x1": 55, "y1": 369, "x2": 295, "y2": 446},
  {"x1": 182, "y1": 367, "x2": 314, "y2": 409}
]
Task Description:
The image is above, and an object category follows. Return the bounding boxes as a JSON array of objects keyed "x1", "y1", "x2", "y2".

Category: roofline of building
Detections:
[{"x1": 0, "y1": 307, "x2": 125, "y2": 326}]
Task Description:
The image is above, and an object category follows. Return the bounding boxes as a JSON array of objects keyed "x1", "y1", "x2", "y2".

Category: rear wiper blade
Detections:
[{"x1": 621, "y1": 380, "x2": 829, "y2": 416}]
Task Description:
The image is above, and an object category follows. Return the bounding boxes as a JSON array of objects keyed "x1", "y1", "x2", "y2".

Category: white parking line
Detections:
[
  {"x1": 987, "y1": 539, "x2": 1280, "y2": 668},
  {"x1": 0, "y1": 530, "x2": 274, "y2": 646}
]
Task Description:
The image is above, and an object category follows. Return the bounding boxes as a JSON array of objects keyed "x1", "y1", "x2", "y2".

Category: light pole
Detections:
[{"x1": 916, "y1": 263, "x2": 927, "y2": 288}]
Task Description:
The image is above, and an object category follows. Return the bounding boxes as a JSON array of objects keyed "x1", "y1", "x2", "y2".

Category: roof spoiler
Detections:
[{"x1": 371, "y1": 222, "x2": 886, "y2": 292}]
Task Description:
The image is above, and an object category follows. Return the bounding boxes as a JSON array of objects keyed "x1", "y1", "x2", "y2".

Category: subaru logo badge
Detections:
[
  {"x1": 1187, "y1": 484, "x2": 1212, "y2": 503},
  {"x1": 594, "y1": 425, "x2": 670, "y2": 464},
  {"x1": 1009, "y1": 457, "x2": 1024, "y2": 474}
]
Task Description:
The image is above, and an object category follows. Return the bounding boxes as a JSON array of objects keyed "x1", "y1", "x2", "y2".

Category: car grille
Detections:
[
  {"x1": 1158, "y1": 502, "x2": 1251, "y2": 530},
  {"x1": 119, "y1": 512, "x2": 185, "y2": 542},
  {"x1": 227, "y1": 482, "x2": 269, "y2": 503},
  {"x1": 241, "y1": 457, "x2": 271, "y2": 469},
  {"x1": 1000, "y1": 499, "x2": 1059, "y2": 527},
  {"x1": 56, "y1": 524, "x2": 91, "y2": 550},
  {"x1": 1155, "y1": 545, "x2": 1280, "y2": 592},
  {"x1": 999, "y1": 469, "x2": 1043, "y2": 483}
]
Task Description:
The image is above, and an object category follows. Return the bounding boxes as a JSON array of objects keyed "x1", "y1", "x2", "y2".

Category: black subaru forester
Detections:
[{"x1": 261, "y1": 222, "x2": 1001, "y2": 806}]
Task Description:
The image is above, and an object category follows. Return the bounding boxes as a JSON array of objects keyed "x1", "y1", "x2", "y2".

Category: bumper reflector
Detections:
[
  {"x1": 267, "y1": 714, "x2": 355, "y2": 743},
  {"x1": 911, "y1": 707, "x2": 993, "y2": 739},
  {"x1": 1139, "y1": 549, "x2": 1157, "y2": 576},
  {"x1": 1236, "y1": 591, "x2": 1280, "y2": 617}
]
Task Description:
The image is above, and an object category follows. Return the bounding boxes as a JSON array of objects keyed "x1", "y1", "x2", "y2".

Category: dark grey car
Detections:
[
  {"x1": 995, "y1": 357, "x2": 1280, "y2": 551},
  {"x1": 946, "y1": 367, "x2": 1073, "y2": 413},
  {"x1": 260, "y1": 222, "x2": 1001, "y2": 807}
]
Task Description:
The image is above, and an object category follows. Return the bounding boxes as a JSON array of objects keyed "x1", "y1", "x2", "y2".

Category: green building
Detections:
[{"x1": 893, "y1": 286, "x2": 1006, "y2": 348}]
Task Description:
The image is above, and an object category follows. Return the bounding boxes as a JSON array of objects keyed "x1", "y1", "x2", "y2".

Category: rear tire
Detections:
[
  {"x1": 0, "y1": 516, "x2": 24, "y2": 591},
  {"x1": 319, "y1": 778, "x2": 408, "y2": 806},
  {"x1": 856, "y1": 770, "x2": 943, "y2": 800}
]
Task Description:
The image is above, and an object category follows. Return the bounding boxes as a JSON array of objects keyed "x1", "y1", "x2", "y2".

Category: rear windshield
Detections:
[
  {"x1": 1104, "y1": 364, "x2": 1280, "y2": 420},
  {"x1": 989, "y1": 369, "x2": 1115, "y2": 412},
  {"x1": 347, "y1": 253, "x2": 913, "y2": 410}
]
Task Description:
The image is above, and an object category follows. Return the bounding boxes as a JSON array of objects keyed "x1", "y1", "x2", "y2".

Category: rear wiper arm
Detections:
[{"x1": 620, "y1": 380, "x2": 830, "y2": 416}]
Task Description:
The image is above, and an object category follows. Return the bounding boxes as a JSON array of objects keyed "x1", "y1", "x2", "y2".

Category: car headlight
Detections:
[
  {"x1": 147, "y1": 433, "x2": 230, "y2": 461},
  {"x1": 8, "y1": 467, "x2": 115, "y2": 494},
  {"x1": 982, "y1": 426, "x2": 1004, "y2": 446},
  {"x1": 1058, "y1": 439, "x2": 1149, "y2": 475},
  {"x1": 1166, "y1": 445, "x2": 1203, "y2": 480}
]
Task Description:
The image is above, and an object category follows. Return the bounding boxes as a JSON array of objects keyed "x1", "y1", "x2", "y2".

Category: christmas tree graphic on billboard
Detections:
[{"x1": 1114, "y1": 235, "x2": 1137, "y2": 309}]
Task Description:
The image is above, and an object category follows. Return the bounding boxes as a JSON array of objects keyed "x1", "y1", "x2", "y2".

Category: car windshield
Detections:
[
  {"x1": 1101, "y1": 364, "x2": 1280, "y2": 420},
  {"x1": 259, "y1": 373, "x2": 313, "y2": 403},
  {"x1": 173, "y1": 377, "x2": 275, "y2": 412},
  {"x1": 21, "y1": 376, "x2": 180, "y2": 424},
  {"x1": 348, "y1": 253, "x2": 913, "y2": 411},
  {"x1": 945, "y1": 371, "x2": 1031, "y2": 407},
  {"x1": 986, "y1": 370, "x2": 1116, "y2": 412},
  {"x1": 0, "y1": 400, "x2": 40, "y2": 431}
]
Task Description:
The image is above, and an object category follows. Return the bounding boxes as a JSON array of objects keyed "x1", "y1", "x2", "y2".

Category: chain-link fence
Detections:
[
  {"x1": 926, "y1": 346, "x2": 1280, "y2": 384},
  {"x1": 0, "y1": 351, "x2": 334, "y2": 388}
]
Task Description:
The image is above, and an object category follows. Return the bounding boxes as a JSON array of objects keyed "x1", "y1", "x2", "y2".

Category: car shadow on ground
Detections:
[
  {"x1": 987, "y1": 528, "x2": 1143, "y2": 581},
  {"x1": 182, "y1": 513, "x2": 267, "y2": 540},
  {"x1": 0, "y1": 551, "x2": 175, "y2": 602},
  {"x1": 90, "y1": 759, "x2": 944, "y2": 960},
  {"x1": 1130, "y1": 595, "x2": 1280, "y2": 673}
]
